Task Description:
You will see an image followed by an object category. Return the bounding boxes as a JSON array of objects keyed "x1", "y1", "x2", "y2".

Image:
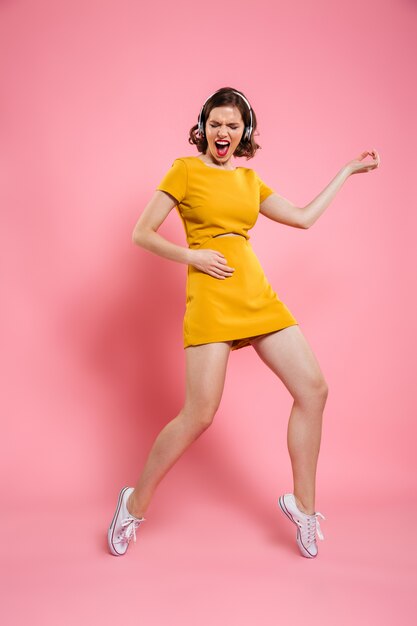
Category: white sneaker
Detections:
[
  {"x1": 108, "y1": 486, "x2": 146, "y2": 556},
  {"x1": 278, "y1": 493, "x2": 325, "y2": 558}
]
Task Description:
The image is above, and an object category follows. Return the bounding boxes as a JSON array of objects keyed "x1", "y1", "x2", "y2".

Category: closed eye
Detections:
[{"x1": 210, "y1": 124, "x2": 239, "y2": 129}]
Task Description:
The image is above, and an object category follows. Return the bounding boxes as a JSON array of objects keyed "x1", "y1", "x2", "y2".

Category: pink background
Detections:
[{"x1": 1, "y1": 0, "x2": 416, "y2": 624}]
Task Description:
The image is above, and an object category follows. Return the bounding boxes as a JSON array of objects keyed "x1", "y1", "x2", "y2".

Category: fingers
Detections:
[
  {"x1": 364, "y1": 148, "x2": 380, "y2": 169},
  {"x1": 371, "y1": 148, "x2": 380, "y2": 166},
  {"x1": 211, "y1": 270, "x2": 229, "y2": 279},
  {"x1": 213, "y1": 264, "x2": 235, "y2": 278},
  {"x1": 217, "y1": 256, "x2": 234, "y2": 270},
  {"x1": 357, "y1": 148, "x2": 380, "y2": 170},
  {"x1": 209, "y1": 266, "x2": 234, "y2": 279},
  {"x1": 211, "y1": 251, "x2": 235, "y2": 279},
  {"x1": 194, "y1": 250, "x2": 236, "y2": 279}
]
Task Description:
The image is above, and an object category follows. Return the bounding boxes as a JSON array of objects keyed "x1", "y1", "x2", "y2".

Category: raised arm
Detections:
[{"x1": 260, "y1": 149, "x2": 380, "y2": 229}]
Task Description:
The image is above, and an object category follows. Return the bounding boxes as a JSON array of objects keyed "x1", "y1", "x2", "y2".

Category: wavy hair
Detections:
[{"x1": 188, "y1": 87, "x2": 261, "y2": 160}]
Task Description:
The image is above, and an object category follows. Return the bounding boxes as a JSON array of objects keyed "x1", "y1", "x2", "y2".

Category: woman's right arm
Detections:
[
  {"x1": 132, "y1": 190, "x2": 192, "y2": 265},
  {"x1": 132, "y1": 190, "x2": 235, "y2": 279}
]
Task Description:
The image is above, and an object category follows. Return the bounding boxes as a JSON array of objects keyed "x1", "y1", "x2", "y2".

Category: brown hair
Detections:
[{"x1": 188, "y1": 87, "x2": 261, "y2": 160}]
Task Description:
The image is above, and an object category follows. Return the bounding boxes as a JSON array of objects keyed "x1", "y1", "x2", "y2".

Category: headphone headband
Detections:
[{"x1": 197, "y1": 89, "x2": 253, "y2": 142}]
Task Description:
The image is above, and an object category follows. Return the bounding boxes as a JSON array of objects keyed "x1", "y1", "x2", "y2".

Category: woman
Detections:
[{"x1": 107, "y1": 86, "x2": 380, "y2": 558}]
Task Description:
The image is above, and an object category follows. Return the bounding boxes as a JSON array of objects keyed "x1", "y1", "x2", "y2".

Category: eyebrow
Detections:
[{"x1": 209, "y1": 120, "x2": 240, "y2": 125}]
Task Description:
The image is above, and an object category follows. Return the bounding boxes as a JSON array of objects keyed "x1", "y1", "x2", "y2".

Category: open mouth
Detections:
[{"x1": 215, "y1": 141, "x2": 230, "y2": 157}]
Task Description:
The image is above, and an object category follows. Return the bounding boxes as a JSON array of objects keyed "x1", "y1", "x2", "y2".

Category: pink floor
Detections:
[{"x1": 4, "y1": 488, "x2": 416, "y2": 625}]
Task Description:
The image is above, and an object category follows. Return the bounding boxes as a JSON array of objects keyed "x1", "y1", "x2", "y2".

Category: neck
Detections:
[{"x1": 200, "y1": 153, "x2": 236, "y2": 170}]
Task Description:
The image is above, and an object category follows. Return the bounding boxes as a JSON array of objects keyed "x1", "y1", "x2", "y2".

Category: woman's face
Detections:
[{"x1": 204, "y1": 105, "x2": 245, "y2": 165}]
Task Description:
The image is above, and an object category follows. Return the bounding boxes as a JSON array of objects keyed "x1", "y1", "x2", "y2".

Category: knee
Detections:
[
  {"x1": 310, "y1": 374, "x2": 329, "y2": 403},
  {"x1": 295, "y1": 374, "x2": 329, "y2": 406},
  {"x1": 316, "y1": 376, "x2": 329, "y2": 400},
  {"x1": 182, "y1": 399, "x2": 220, "y2": 431}
]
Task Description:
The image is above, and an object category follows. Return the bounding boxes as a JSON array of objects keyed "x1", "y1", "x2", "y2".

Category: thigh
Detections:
[
  {"x1": 250, "y1": 326, "x2": 328, "y2": 402},
  {"x1": 184, "y1": 341, "x2": 233, "y2": 416}
]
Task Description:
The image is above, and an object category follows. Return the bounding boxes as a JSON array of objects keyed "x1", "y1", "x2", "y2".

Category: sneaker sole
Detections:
[
  {"x1": 108, "y1": 486, "x2": 130, "y2": 556},
  {"x1": 278, "y1": 495, "x2": 317, "y2": 559}
]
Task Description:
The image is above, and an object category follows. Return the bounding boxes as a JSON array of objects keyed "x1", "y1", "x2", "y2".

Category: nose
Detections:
[{"x1": 217, "y1": 127, "x2": 229, "y2": 138}]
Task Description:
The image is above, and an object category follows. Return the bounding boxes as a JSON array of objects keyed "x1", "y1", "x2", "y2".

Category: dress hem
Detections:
[{"x1": 183, "y1": 321, "x2": 299, "y2": 351}]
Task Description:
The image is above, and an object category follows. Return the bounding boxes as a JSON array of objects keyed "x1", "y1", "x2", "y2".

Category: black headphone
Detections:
[{"x1": 197, "y1": 89, "x2": 253, "y2": 142}]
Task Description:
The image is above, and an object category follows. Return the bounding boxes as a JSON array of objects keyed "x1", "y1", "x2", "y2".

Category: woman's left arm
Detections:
[{"x1": 260, "y1": 149, "x2": 380, "y2": 229}]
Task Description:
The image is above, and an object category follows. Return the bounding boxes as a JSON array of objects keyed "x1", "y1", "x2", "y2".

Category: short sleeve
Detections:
[
  {"x1": 156, "y1": 159, "x2": 187, "y2": 204},
  {"x1": 254, "y1": 171, "x2": 275, "y2": 203}
]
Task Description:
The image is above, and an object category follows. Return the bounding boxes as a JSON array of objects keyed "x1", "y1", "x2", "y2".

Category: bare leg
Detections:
[
  {"x1": 127, "y1": 341, "x2": 233, "y2": 518},
  {"x1": 250, "y1": 325, "x2": 328, "y2": 515}
]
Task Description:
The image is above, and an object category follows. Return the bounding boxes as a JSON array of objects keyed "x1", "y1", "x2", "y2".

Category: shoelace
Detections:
[
  {"x1": 119, "y1": 516, "x2": 146, "y2": 544},
  {"x1": 298, "y1": 512, "x2": 325, "y2": 547}
]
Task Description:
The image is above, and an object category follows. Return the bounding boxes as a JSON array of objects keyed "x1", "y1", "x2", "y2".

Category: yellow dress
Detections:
[{"x1": 156, "y1": 156, "x2": 298, "y2": 351}]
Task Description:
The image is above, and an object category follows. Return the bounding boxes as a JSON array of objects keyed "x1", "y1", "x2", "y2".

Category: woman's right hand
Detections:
[{"x1": 189, "y1": 249, "x2": 235, "y2": 279}]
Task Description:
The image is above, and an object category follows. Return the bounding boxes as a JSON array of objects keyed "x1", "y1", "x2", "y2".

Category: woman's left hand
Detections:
[{"x1": 345, "y1": 149, "x2": 380, "y2": 175}]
